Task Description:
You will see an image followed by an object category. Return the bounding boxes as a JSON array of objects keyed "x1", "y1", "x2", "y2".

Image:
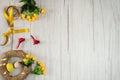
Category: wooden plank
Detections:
[
  {"x1": 69, "y1": 0, "x2": 102, "y2": 80},
  {"x1": 101, "y1": 0, "x2": 120, "y2": 80},
  {"x1": 30, "y1": 0, "x2": 71, "y2": 80},
  {"x1": 109, "y1": 0, "x2": 120, "y2": 79},
  {"x1": 69, "y1": 0, "x2": 120, "y2": 80},
  {"x1": 60, "y1": 0, "x2": 71, "y2": 80}
]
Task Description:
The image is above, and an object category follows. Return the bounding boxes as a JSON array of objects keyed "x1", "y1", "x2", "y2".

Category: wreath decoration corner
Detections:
[{"x1": 0, "y1": 50, "x2": 46, "y2": 80}]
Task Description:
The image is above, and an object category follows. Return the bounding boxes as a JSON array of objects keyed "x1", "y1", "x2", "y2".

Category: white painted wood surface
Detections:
[{"x1": 0, "y1": 0, "x2": 120, "y2": 80}]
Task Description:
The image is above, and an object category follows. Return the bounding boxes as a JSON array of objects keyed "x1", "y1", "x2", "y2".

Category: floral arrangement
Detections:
[
  {"x1": 20, "y1": 0, "x2": 45, "y2": 22},
  {"x1": 0, "y1": 0, "x2": 46, "y2": 80},
  {"x1": 22, "y1": 54, "x2": 46, "y2": 75}
]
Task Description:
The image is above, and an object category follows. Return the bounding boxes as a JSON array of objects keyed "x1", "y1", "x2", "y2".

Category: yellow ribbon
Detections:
[{"x1": 2, "y1": 6, "x2": 29, "y2": 46}]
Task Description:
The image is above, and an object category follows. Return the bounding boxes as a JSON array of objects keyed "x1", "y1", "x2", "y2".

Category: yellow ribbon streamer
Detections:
[{"x1": 2, "y1": 6, "x2": 29, "y2": 46}]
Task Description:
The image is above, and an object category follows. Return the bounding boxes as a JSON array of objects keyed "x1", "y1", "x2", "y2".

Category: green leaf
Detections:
[
  {"x1": 21, "y1": 4, "x2": 28, "y2": 13},
  {"x1": 20, "y1": 0, "x2": 36, "y2": 5},
  {"x1": 20, "y1": 0, "x2": 40, "y2": 15},
  {"x1": 20, "y1": 0, "x2": 28, "y2": 3},
  {"x1": 22, "y1": 59, "x2": 34, "y2": 67},
  {"x1": 32, "y1": 65, "x2": 43, "y2": 75},
  {"x1": 34, "y1": 8, "x2": 40, "y2": 14}
]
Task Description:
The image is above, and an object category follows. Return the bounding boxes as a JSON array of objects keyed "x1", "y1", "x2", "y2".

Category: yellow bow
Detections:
[{"x1": 2, "y1": 6, "x2": 29, "y2": 46}]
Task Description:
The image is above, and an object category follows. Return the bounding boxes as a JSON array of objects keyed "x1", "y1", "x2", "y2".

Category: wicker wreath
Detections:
[{"x1": 0, "y1": 50, "x2": 32, "y2": 80}]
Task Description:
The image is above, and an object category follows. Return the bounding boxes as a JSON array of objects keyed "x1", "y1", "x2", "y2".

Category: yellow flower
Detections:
[
  {"x1": 21, "y1": 14, "x2": 26, "y2": 20},
  {"x1": 37, "y1": 61, "x2": 43, "y2": 66},
  {"x1": 40, "y1": 9, "x2": 46, "y2": 14},
  {"x1": 41, "y1": 66, "x2": 45, "y2": 71},
  {"x1": 37, "y1": 61, "x2": 41, "y2": 65},
  {"x1": 40, "y1": 63, "x2": 44, "y2": 67},
  {"x1": 22, "y1": 17, "x2": 26, "y2": 20},
  {"x1": 27, "y1": 16, "x2": 31, "y2": 20},
  {"x1": 33, "y1": 14, "x2": 38, "y2": 20},
  {"x1": 22, "y1": 14, "x2": 26, "y2": 17},
  {"x1": 29, "y1": 55, "x2": 33, "y2": 59},
  {"x1": 32, "y1": 57, "x2": 37, "y2": 61},
  {"x1": 33, "y1": 14, "x2": 37, "y2": 17},
  {"x1": 42, "y1": 71, "x2": 46, "y2": 75},
  {"x1": 23, "y1": 58, "x2": 27, "y2": 62},
  {"x1": 26, "y1": 54, "x2": 30, "y2": 58},
  {"x1": 32, "y1": 16, "x2": 36, "y2": 21},
  {"x1": 28, "y1": 19, "x2": 32, "y2": 22}
]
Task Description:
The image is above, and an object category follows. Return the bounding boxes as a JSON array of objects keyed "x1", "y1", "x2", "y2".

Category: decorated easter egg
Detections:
[{"x1": 6, "y1": 63, "x2": 14, "y2": 72}]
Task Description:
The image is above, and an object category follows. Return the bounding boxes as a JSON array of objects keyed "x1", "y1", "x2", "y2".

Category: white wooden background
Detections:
[{"x1": 0, "y1": 0, "x2": 120, "y2": 80}]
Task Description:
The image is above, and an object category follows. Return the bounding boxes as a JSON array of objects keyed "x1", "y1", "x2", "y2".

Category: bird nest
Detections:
[{"x1": 0, "y1": 50, "x2": 32, "y2": 80}]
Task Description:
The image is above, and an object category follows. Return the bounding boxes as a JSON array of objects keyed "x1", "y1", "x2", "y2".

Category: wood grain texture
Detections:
[{"x1": 0, "y1": 0, "x2": 120, "y2": 80}]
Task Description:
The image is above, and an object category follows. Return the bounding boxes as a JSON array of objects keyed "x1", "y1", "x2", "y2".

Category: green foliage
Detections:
[
  {"x1": 22, "y1": 59, "x2": 34, "y2": 66},
  {"x1": 20, "y1": 0, "x2": 36, "y2": 5},
  {"x1": 32, "y1": 65, "x2": 42, "y2": 75},
  {"x1": 20, "y1": 0, "x2": 40, "y2": 15}
]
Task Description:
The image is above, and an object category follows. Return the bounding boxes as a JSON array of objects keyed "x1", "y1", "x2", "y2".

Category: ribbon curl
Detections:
[{"x1": 2, "y1": 6, "x2": 29, "y2": 46}]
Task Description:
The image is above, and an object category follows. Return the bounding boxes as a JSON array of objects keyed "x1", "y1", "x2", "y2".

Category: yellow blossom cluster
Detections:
[
  {"x1": 21, "y1": 9, "x2": 45, "y2": 22},
  {"x1": 40, "y1": 9, "x2": 46, "y2": 14},
  {"x1": 21, "y1": 14, "x2": 39, "y2": 22},
  {"x1": 37, "y1": 61, "x2": 46, "y2": 75},
  {"x1": 23, "y1": 54, "x2": 37, "y2": 63}
]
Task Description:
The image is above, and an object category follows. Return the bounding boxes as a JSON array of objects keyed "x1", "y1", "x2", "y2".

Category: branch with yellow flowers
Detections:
[
  {"x1": 21, "y1": 54, "x2": 46, "y2": 75},
  {"x1": 20, "y1": 0, "x2": 45, "y2": 22},
  {"x1": 32, "y1": 61, "x2": 46, "y2": 75},
  {"x1": 22, "y1": 54, "x2": 36, "y2": 66}
]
